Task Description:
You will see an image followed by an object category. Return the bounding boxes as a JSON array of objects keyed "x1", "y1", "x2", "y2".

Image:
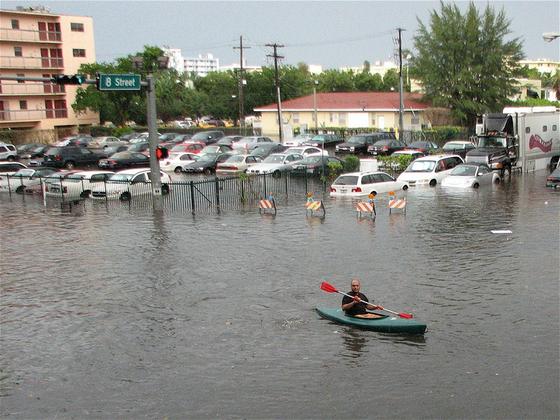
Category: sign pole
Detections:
[{"x1": 146, "y1": 75, "x2": 163, "y2": 208}]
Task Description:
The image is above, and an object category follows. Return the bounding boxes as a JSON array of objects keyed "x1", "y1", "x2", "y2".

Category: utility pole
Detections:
[
  {"x1": 233, "y1": 36, "x2": 250, "y2": 135},
  {"x1": 266, "y1": 43, "x2": 284, "y2": 142},
  {"x1": 396, "y1": 27, "x2": 406, "y2": 141}
]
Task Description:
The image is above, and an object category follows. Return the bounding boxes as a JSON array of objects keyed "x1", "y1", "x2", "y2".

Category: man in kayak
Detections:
[{"x1": 341, "y1": 279, "x2": 383, "y2": 318}]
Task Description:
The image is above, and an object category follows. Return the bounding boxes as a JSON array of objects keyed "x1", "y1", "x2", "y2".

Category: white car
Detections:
[
  {"x1": 329, "y1": 171, "x2": 408, "y2": 198},
  {"x1": 232, "y1": 136, "x2": 274, "y2": 151},
  {"x1": 441, "y1": 163, "x2": 500, "y2": 188},
  {"x1": 286, "y1": 146, "x2": 328, "y2": 157},
  {"x1": 282, "y1": 134, "x2": 314, "y2": 147},
  {"x1": 89, "y1": 136, "x2": 126, "y2": 149},
  {"x1": 91, "y1": 168, "x2": 171, "y2": 201},
  {"x1": 246, "y1": 153, "x2": 304, "y2": 176},
  {"x1": 0, "y1": 161, "x2": 26, "y2": 175},
  {"x1": 45, "y1": 170, "x2": 114, "y2": 199},
  {"x1": 396, "y1": 154, "x2": 464, "y2": 187},
  {"x1": 161, "y1": 152, "x2": 200, "y2": 174},
  {"x1": 0, "y1": 167, "x2": 57, "y2": 193},
  {"x1": 216, "y1": 154, "x2": 262, "y2": 174},
  {"x1": 0, "y1": 142, "x2": 17, "y2": 161}
]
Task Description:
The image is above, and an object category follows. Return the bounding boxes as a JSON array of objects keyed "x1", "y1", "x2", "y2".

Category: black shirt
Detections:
[{"x1": 342, "y1": 291, "x2": 371, "y2": 316}]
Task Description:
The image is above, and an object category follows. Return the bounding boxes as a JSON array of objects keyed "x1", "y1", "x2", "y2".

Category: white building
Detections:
[
  {"x1": 340, "y1": 60, "x2": 397, "y2": 76},
  {"x1": 162, "y1": 47, "x2": 185, "y2": 73},
  {"x1": 184, "y1": 53, "x2": 219, "y2": 77}
]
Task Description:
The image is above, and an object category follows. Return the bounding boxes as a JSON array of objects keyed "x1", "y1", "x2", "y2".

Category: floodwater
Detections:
[{"x1": 0, "y1": 170, "x2": 558, "y2": 419}]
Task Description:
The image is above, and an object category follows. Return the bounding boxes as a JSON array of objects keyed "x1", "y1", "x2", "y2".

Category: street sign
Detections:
[{"x1": 98, "y1": 74, "x2": 141, "y2": 91}]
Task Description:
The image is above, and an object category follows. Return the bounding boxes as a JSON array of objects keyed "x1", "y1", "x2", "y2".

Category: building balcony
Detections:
[
  {"x1": 0, "y1": 108, "x2": 68, "y2": 122},
  {"x1": 0, "y1": 56, "x2": 64, "y2": 69},
  {"x1": 0, "y1": 82, "x2": 65, "y2": 96},
  {"x1": 0, "y1": 28, "x2": 62, "y2": 43}
]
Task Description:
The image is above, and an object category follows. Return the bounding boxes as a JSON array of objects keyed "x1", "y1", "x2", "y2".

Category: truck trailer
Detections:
[{"x1": 468, "y1": 107, "x2": 559, "y2": 173}]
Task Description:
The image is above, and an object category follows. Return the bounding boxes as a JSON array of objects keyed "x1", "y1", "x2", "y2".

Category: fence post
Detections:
[
  {"x1": 215, "y1": 177, "x2": 221, "y2": 214},
  {"x1": 240, "y1": 177, "x2": 245, "y2": 204},
  {"x1": 104, "y1": 179, "x2": 108, "y2": 204},
  {"x1": 263, "y1": 173, "x2": 267, "y2": 198},
  {"x1": 285, "y1": 171, "x2": 288, "y2": 196},
  {"x1": 190, "y1": 180, "x2": 195, "y2": 215},
  {"x1": 59, "y1": 176, "x2": 64, "y2": 201},
  {"x1": 7, "y1": 174, "x2": 11, "y2": 195}
]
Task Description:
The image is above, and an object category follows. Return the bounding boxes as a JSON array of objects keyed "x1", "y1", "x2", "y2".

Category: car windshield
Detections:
[
  {"x1": 65, "y1": 174, "x2": 86, "y2": 182},
  {"x1": 111, "y1": 152, "x2": 133, "y2": 159},
  {"x1": 14, "y1": 169, "x2": 35, "y2": 176},
  {"x1": 478, "y1": 136, "x2": 506, "y2": 147},
  {"x1": 225, "y1": 155, "x2": 245, "y2": 163},
  {"x1": 197, "y1": 154, "x2": 216, "y2": 162},
  {"x1": 46, "y1": 147, "x2": 62, "y2": 155},
  {"x1": 191, "y1": 132, "x2": 216, "y2": 141},
  {"x1": 373, "y1": 140, "x2": 391, "y2": 146},
  {"x1": 108, "y1": 173, "x2": 134, "y2": 181},
  {"x1": 301, "y1": 156, "x2": 322, "y2": 164},
  {"x1": 406, "y1": 160, "x2": 436, "y2": 172},
  {"x1": 128, "y1": 143, "x2": 146, "y2": 152},
  {"x1": 451, "y1": 165, "x2": 477, "y2": 176},
  {"x1": 263, "y1": 155, "x2": 285, "y2": 163},
  {"x1": 409, "y1": 142, "x2": 428, "y2": 148},
  {"x1": 333, "y1": 175, "x2": 359, "y2": 185},
  {"x1": 312, "y1": 135, "x2": 326, "y2": 141},
  {"x1": 443, "y1": 142, "x2": 465, "y2": 150},
  {"x1": 347, "y1": 136, "x2": 366, "y2": 145}
]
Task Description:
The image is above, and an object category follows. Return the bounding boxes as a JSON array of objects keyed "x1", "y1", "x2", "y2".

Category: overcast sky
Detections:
[{"x1": 4, "y1": 0, "x2": 559, "y2": 69}]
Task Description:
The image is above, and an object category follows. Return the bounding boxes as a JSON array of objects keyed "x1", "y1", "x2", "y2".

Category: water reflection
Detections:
[{"x1": 340, "y1": 328, "x2": 368, "y2": 363}]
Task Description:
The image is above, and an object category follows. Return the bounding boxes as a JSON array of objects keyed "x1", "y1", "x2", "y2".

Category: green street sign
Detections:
[{"x1": 98, "y1": 74, "x2": 141, "y2": 91}]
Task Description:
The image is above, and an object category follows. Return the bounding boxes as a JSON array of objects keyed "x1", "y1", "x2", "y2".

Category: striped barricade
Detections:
[
  {"x1": 258, "y1": 197, "x2": 277, "y2": 215},
  {"x1": 388, "y1": 198, "x2": 407, "y2": 214},
  {"x1": 356, "y1": 201, "x2": 376, "y2": 218},
  {"x1": 305, "y1": 199, "x2": 325, "y2": 216}
]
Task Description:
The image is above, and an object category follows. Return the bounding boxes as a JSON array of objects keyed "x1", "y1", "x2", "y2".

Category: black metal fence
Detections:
[{"x1": 0, "y1": 172, "x2": 329, "y2": 214}]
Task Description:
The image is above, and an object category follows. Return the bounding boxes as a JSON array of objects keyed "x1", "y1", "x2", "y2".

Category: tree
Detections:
[{"x1": 409, "y1": 2, "x2": 524, "y2": 126}]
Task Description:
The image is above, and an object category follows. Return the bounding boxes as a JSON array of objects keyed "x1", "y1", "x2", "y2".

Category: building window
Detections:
[
  {"x1": 70, "y1": 22, "x2": 84, "y2": 32},
  {"x1": 73, "y1": 49, "x2": 86, "y2": 58},
  {"x1": 543, "y1": 125, "x2": 547, "y2": 132},
  {"x1": 338, "y1": 113, "x2": 346, "y2": 125},
  {"x1": 14, "y1": 46, "x2": 22, "y2": 57},
  {"x1": 329, "y1": 113, "x2": 336, "y2": 123},
  {"x1": 19, "y1": 100, "x2": 28, "y2": 110},
  {"x1": 16, "y1": 74, "x2": 25, "y2": 84},
  {"x1": 292, "y1": 112, "x2": 299, "y2": 124},
  {"x1": 11, "y1": 19, "x2": 19, "y2": 29}
]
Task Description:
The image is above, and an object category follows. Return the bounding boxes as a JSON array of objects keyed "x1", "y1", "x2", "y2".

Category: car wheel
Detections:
[
  {"x1": 80, "y1": 190, "x2": 91, "y2": 198},
  {"x1": 15, "y1": 185, "x2": 25, "y2": 194},
  {"x1": 161, "y1": 184, "x2": 170, "y2": 195},
  {"x1": 402, "y1": 185, "x2": 409, "y2": 191},
  {"x1": 119, "y1": 192, "x2": 131, "y2": 201},
  {"x1": 429, "y1": 179, "x2": 437, "y2": 187},
  {"x1": 7, "y1": 155, "x2": 15, "y2": 162},
  {"x1": 473, "y1": 183, "x2": 479, "y2": 189},
  {"x1": 174, "y1": 167, "x2": 182, "y2": 174},
  {"x1": 203, "y1": 168, "x2": 213, "y2": 175},
  {"x1": 494, "y1": 176, "x2": 500, "y2": 184},
  {"x1": 272, "y1": 170, "x2": 281, "y2": 178},
  {"x1": 65, "y1": 161, "x2": 75, "y2": 170}
]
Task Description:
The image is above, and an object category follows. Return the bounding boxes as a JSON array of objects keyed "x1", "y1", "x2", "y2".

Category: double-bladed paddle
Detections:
[{"x1": 320, "y1": 281, "x2": 414, "y2": 319}]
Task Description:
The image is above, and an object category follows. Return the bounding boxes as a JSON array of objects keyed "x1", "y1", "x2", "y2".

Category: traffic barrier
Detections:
[
  {"x1": 388, "y1": 195, "x2": 407, "y2": 214},
  {"x1": 356, "y1": 193, "x2": 376, "y2": 218},
  {"x1": 258, "y1": 195, "x2": 277, "y2": 215},
  {"x1": 305, "y1": 193, "x2": 325, "y2": 216}
]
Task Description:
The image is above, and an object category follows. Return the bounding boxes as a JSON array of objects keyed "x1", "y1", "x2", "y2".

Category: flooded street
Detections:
[{"x1": 1, "y1": 170, "x2": 558, "y2": 419}]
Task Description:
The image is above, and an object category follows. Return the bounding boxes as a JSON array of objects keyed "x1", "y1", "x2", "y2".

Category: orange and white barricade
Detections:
[
  {"x1": 356, "y1": 193, "x2": 376, "y2": 218},
  {"x1": 305, "y1": 193, "x2": 326, "y2": 217},
  {"x1": 258, "y1": 196, "x2": 277, "y2": 215},
  {"x1": 388, "y1": 192, "x2": 407, "y2": 214}
]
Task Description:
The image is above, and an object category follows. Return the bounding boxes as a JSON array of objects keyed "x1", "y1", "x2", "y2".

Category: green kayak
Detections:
[{"x1": 316, "y1": 307, "x2": 427, "y2": 334}]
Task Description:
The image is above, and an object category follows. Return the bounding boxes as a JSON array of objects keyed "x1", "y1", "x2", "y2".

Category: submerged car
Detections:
[
  {"x1": 161, "y1": 152, "x2": 200, "y2": 174},
  {"x1": 45, "y1": 170, "x2": 114, "y2": 198},
  {"x1": 291, "y1": 155, "x2": 344, "y2": 177},
  {"x1": 329, "y1": 171, "x2": 408, "y2": 198},
  {"x1": 440, "y1": 163, "x2": 500, "y2": 188},
  {"x1": 396, "y1": 154, "x2": 464, "y2": 187},
  {"x1": 246, "y1": 153, "x2": 304, "y2": 176},
  {"x1": 91, "y1": 169, "x2": 171, "y2": 201},
  {"x1": 0, "y1": 167, "x2": 57, "y2": 193}
]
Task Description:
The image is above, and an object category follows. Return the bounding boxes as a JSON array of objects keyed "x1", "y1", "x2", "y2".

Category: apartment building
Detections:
[
  {"x1": 184, "y1": 53, "x2": 219, "y2": 77},
  {"x1": 0, "y1": 7, "x2": 99, "y2": 130}
]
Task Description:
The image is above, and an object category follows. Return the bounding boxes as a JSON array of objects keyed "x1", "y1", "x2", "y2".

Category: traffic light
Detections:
[
  {"x1": 52, "y1": 74, "x2": 86, "y2": 85},
  {"x1": 155, "y1": 146, "x2": 168, "y2": 160}
]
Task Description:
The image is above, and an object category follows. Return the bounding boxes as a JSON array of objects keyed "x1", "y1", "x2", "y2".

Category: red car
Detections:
[{"x1": 170, "y1": 141, "x2": 205, "y2": 155}]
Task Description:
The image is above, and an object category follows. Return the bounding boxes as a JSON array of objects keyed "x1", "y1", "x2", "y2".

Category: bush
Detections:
[
  {"x1": 377, "y1": 154, "x2": 414, "y2": 172},
  {"x1": 343, "y1": 155, "x2": 360, "y2": 172}
]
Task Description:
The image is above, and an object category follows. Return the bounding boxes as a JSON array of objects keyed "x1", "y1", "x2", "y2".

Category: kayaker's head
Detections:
[{"x1": 351, "y1": 278, "x2": 361, "y2": 294}]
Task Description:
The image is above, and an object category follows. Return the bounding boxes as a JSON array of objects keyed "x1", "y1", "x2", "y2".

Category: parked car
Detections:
[
  {"x1": 56, "y1": 135, "x2": 93, "y2": 147},
  {"x1": 0, "y1": 143, "x2": 18, "y2": 161},
  {"x1": 291, "y1": 155, "x2": 344, "y2": 177},
  {"x1": 98, "y1": 152, "x2": 150, "y2": 170},
  {"x1": 283, "y1": 134, "x2": 314, "y2": 147},
  {"x1": 286, "y1": 146, "x2": 328, "y2": 157},
  {"x1": 170, "y1": 141, "x2": 205, "y2": 155},
  {"x1": 249, "y1": 143, "x2": 288, "y2": 159},
  {"x1": 217, "y1": 135, "x2": 243, "y2": 146},
  {"x1": 303, "y1": 134, "x2": 343, "y2": 148},
  {"x1": 182, "y1": 152, "x2": 233, "y2": 174},
  {"x1": 404, "y1": 141, "x2": 439, "y2": 155},
  {"x1": 397, "y1": 154, "x2": 464, "y2": 187},
  {"x1": 545, "y1": 166, "x2": 560, "y2": 189},
  {"x1": 19, "y1": 144, "x2": 50, "y2": 160},
  {"x1": 367, "y1": 139, "x2": 407, "y2": 156},
  {"x1": 329, "y1": 171, "x2": 408, "y2": 198},
  {"x1": 0, "y1": 167, "x2": 57, "y2": 193},
  {"x1": 441, "y1": 163, "x2": 500, "y2": 188},
  {"x1": 158, "y1": 133, "x2": 180, "y2": 142},
  {"x1": 42, "y1": 146, "x2": 102, "y2": 169},
  {"x1": 161, "y1": 152, "x2": 200, "y2": 174},
  {"x1": 44, "y1": 170, "x2": 114, "y2": 199},
  {"x1": 89, "y1": 136, "x2": 127, "y2": 149},
  {"x1": 16, "y1": 143, "x2": 42, "y2": 154},
  {"x1": 91, "y1": 169, "x2": 171, "y2": 200},
  {"x1": 442, "y1": 141, "x2": 476, "y2": 159},
  {"x1": 0, "y1": 161, "x2": 26, "y2": 175},
  {"x1": 336, "y1": 133, "x2": 382, "y2": 154},
  {"x1": 246, "y1": 153, "x2": 304, "y2": 177},
  {"x1": 101, "y1": 145, "x2": 129, "y2": 158},
  {"x1": 200, "y1": 144, "x2": 233, "y2": 155},
  {"x1": 127, "y1": 142, "x2": 150, "y2": 156},
  {"x1": 216, "y1": 154, "x2": 262, "y2": 174},
  {"x1": 26, "y1": 170, "x2": 80, "y2": 195},
  {"x1": 189, "y1": 130, "x2": 225, "y2": 145},
  {"x1": 232, "y1": 136, "x2": 274, "y2": 151}
]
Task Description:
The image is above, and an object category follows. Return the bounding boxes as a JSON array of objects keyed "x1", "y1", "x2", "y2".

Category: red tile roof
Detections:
[{"x1": 254, "y1": 92, "x2": 429, "y2": 112}]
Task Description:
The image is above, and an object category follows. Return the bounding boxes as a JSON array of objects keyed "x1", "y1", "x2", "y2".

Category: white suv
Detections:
[
  {"x1": 0, "y1": 143, "x2": 17, "y2": 161},
  {"x1": 397, "y1": 154, "x2": 464, "y2": 187}
]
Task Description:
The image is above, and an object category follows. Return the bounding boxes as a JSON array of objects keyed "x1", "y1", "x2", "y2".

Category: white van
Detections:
[{"x1": 397, "y1": 154, "x2": 463, "y2": 187}]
